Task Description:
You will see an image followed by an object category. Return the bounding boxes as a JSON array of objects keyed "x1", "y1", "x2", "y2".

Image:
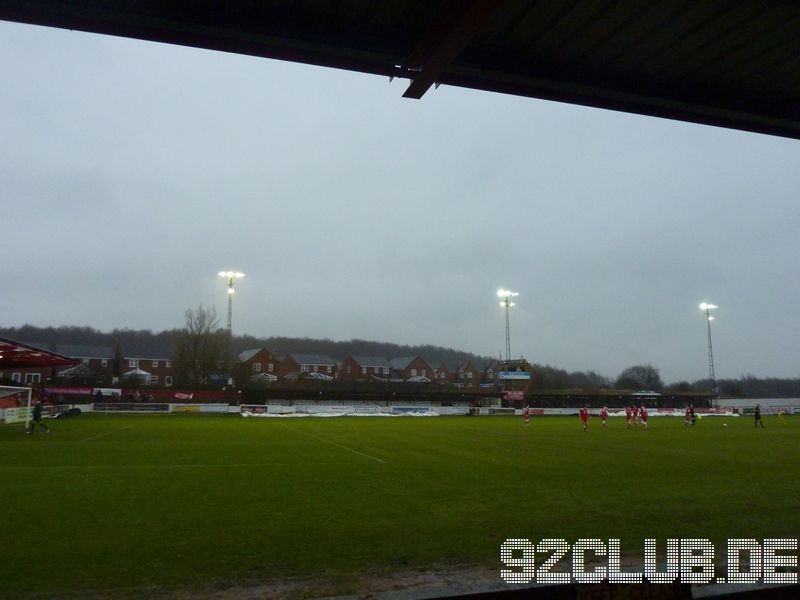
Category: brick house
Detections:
[
  {"x1": 238, "y1": 348, "x2": 279, "y2": 379},
  {"x1": 389, "y1": 356, "x2": 434, "y2": 381},
  {"x1": 455, "y1": 360, "x2": 480, "y2": 389},
  {"x1": 433, "y1": 360, "x2": 457, "y2": 385},
  {"x1": 122, "y1": 352, "x2": 175, "y2": 387},
  {"x1": 481, "y1": 359, "x2": 503, "y2": 386},
  {"x1": 338, "y1": 356, "x2": 393, "y2": 381},
  {"x1": 280, "y1": 353, "x2": 337, "y2": 380}
]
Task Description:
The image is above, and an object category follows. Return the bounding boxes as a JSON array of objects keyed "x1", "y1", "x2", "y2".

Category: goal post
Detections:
[{"x1": 0, "y1": 385, "x2": 33, "y2": 429}]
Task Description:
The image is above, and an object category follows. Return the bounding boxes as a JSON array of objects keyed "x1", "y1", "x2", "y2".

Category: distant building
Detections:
[
  {"x1": 281, "y1": 353, "x2": 337, "y2": 380},
  {"x1": 433, "y1": 360, "x2": 457, "y2": 385},
  {"x1": 339, "y1": 356, "x2": 393, "y2": 381},
  {"x1": 238, "y1": 348, "x2": 279, "y2": 377},
  {"x1": 389, "y1": 356, "x2": 433, "y2": 381},
  {"x1": 122, "y1": 351, "x2": 174, "y2": 387},
  {"x1": 455, "y1": 360, "x2": 480, "y2": 389},
  {"x1": 491, "y1": 358, "x2": 534, "y2": 393}
]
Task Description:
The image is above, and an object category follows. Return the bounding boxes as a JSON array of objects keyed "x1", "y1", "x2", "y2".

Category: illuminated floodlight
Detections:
[
  {"x1": 699, "y1": 301, "x2": 718, "y2": 397},
  {"x1": 219, "y1": 270, "x2": 245, "y2": 334},
  {"x1": 498, "y1": 289, "x2": 519, "y2": 362}
]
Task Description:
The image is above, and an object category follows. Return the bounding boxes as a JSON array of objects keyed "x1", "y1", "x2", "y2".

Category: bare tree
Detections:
[
  {"x1": 172, "y1": 305, "x2": 229, "y2": 388},
  {"x1": 615, "y1": 364, "x2": 663, "y2": 390}
]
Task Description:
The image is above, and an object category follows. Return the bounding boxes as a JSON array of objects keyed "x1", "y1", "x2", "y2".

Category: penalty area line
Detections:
[
  {"x1": 275, "y1": 422, "x2": 387, "y2": 464},
  {"x1": 78, "y1": 426, "x2": 132, "y2": 443}
]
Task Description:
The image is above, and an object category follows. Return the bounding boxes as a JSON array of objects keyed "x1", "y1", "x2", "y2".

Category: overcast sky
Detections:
[{"x1": 2, "y1": 21, "x2": 799, "y2": 383}]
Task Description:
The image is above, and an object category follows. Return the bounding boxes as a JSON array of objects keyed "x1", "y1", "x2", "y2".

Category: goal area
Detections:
[{"x1": 0, "y1": 385, "x2": 33, "y2": 426}]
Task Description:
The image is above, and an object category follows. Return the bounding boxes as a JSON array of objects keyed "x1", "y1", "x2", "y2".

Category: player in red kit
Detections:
[
  {"x1": 625, "y1": 404, "x2": 633, "y2": 429},
  {"x1": 600, "y1": 406, "x2": 608, "y2": 427},
  {"x1": 632, "y1": 404, "x2": 640, "y2": 427},
  {"x1": 523, "y1": 405, "x2": 530, "y2": 427},
  {"x1": 684, "y1": 405, "x2": 691, "y2": 428},
  {"x1": 639, "y1": 404, "x2": 648, "y2": 429},
  {"x1": 579, "y1": 405, "x2": 589, "y2": 432}
]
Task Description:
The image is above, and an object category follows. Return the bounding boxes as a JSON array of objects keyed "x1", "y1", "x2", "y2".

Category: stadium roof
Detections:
[
  {"x1": 1, "y1": 0, "x2": 799, "y2": 139},
  {"x1": 0, "y1": 337, "x2": 79, "y2": 369}
]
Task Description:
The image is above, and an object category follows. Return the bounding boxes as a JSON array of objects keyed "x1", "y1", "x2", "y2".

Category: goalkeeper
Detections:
[
  {"x1": 754, "y1": 404, "x2": 765, "y2": 429},
  {"x1": 27, "y1": 401, "x2": 51, "y2": 434}
]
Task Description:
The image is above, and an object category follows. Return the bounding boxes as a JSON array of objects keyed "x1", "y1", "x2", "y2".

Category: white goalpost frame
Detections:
[{"x1": 0, "y1": 385, "x2": 33, "y2": 429}]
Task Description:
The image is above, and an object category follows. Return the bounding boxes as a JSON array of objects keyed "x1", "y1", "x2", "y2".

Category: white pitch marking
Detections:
[
  {"x1": 78, "y1": 426, "x2": 132, "y2": 443},
  {"x1": 0, "y1": 462, "x2": 364, "y2": 471},
  {"x1": 276, "y1": 422, "x2": 387, "y2": 464}
]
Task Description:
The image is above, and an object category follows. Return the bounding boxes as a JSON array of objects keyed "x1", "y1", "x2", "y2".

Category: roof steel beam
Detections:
[{"x1": 402, "y1": 0, "x2": 503, "y2": 99}]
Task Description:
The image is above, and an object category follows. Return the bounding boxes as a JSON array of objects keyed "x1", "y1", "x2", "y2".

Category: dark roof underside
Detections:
[
  {"x1": 0, "y1": 337, "x2": 79, "y2": 369},
  {"x1": 1, "y1": 0, "x2": 799, "y2": 139}
]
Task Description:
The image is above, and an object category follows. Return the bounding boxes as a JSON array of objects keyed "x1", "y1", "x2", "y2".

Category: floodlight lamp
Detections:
[
  {"x1": 228, "y1": 288, "x2": 235, "y2": 294},
  {"x1": 699, "y1": 302, "x2": 717, "y2": 311},
  {"x1": 707, "y1": 315, "x2": 714, "y2": 321},
  {"x1": 219, "y1": 270, "x2": 245, "y2": 279}
]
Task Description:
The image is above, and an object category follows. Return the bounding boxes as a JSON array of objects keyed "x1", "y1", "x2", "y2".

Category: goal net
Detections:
[{"x1": 0, "y1": 385, "x2": 33, "y2": 426}]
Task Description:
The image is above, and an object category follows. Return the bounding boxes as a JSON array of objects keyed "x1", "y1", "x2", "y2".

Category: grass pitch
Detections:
[{"x1": 0, "y1": 413, "x2": 797, "y2": 597}]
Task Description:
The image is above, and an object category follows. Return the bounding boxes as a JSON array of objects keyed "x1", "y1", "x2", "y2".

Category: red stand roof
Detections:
[{"x1": 0, "y1": 337, "x2": 78, "y2": 369}]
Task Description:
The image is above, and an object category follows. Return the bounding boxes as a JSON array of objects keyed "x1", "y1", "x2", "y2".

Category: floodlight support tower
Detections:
[
  {"x1": 498, "y1": 289, "x2": 518, "y2": 362},
  {"x1": 219, "y1": 271, "x2": 245, "y2": 337},
  {"x1": 700, "y1": 303, "x2": 717, "y2": 397}
]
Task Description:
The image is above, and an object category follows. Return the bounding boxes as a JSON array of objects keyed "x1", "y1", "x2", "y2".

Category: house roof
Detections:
[
  {"x1": 238, "y1": 348, "x2": 266, "y2": 362},
  {"x1": 389, "y1": 356, "x2": 417, "y2": 370},
  {"x1": 480, "y1": 359, "x2": 502, "y2": 371},
  {"x1": 2, "y1": 1, "x2": 798, "y2": 139},
  {"x1": 124, "y1": 350, "x2": 172, "y2": 360},
  {"x1": 58, "y1": 363, "x2": 94, "y2": 377},
  {"x1": 435, "y1": 360, "x2": 459, "y2": 372},
  {"x1": 350, "y1": 356, "x2": 393, "y2": 368},
  {"x1": 22, "y1": 340, "x2": 172, "y2": 361},
  {"x1": 288, "y1": 353, "x2": 337, "y2": 366},
  {"x1": 54, "y1": 344, "x2": 115, "y2": 360}
]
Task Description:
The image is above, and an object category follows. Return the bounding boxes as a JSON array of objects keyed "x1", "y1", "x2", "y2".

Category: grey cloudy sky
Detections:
[{"x1": 2, "y1": 21, "x2": 799, "y2": 383}]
